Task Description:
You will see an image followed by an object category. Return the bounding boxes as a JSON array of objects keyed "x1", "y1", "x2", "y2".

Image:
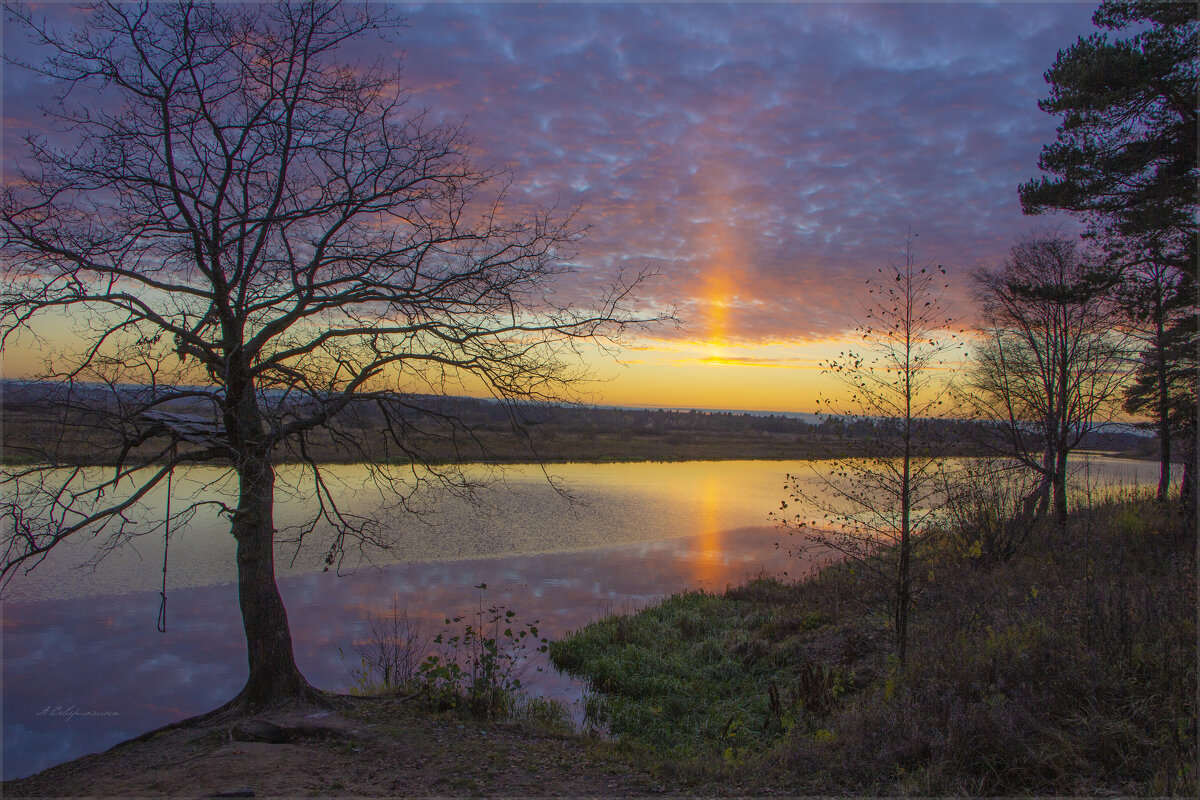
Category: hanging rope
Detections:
[{"x1": 157, "y1": 453, "x2": 174, "y2": 634}]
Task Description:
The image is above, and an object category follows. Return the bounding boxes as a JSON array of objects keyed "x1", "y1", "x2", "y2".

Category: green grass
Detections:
[
  {"x1": 550, "y1": 578, "x2": 874, "y2": 764},
  {"x1": 551, "y1": 491, "x2": 1197, "y2": 794}
]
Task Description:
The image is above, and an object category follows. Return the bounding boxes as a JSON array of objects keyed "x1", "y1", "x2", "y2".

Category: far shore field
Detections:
[{"x1": 0, "y1": 393, "x2": 1157, "y2": 467}]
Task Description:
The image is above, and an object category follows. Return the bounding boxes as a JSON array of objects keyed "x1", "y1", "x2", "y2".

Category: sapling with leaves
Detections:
[
  {"x1": 775, "y1": 235, "x2": 960, "y2": 663},
  {"x1": 417, "y1": 583, "x2": 549, "y2": 718}
]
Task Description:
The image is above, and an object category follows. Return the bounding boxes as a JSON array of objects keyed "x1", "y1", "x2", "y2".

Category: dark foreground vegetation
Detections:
[{"x1": 552, "y1": 492, "x2": 1196, "y2": 795}]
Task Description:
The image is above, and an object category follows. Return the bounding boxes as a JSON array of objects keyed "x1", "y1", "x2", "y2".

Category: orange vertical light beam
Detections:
[{"x1": 693, "y1": 158, "x2": 743, "y2": 355}]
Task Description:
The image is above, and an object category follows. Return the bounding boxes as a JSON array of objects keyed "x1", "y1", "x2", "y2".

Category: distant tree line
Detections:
[{"x1": 3, "y1": 377, "x2": 1152, "y2": 449}]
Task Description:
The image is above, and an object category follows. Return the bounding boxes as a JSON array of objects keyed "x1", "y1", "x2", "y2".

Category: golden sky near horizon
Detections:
[
  {"x1": 1, "y1": 308, "x2": 972, "y2": 415},
  {"x1": 0, "y1": 2, "x2": 1097, "y2": 416},
  {"x1": 0, "y1": 319, "x2": 844, "y2": 415}
]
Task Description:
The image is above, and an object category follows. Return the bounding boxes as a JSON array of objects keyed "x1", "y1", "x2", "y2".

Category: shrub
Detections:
[
  {"x1": 941, "y1": 458, "x2": 1041, "y2": 565},
  {"x1": 345, "y1": 585, "x2": 550, "y2": 721},
  {"x1": 343, "y1": 596, "x2": 431, "y2": 695}
]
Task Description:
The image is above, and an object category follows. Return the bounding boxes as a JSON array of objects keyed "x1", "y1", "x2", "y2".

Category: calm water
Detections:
[{"x1": 2, "y1": 456, "x2": 1160, "y2": 780}]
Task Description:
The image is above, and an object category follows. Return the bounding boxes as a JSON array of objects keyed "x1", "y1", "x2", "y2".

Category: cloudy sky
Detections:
[{"x1": 2, "y1": 2, "x2": 1098, "y2": 412}]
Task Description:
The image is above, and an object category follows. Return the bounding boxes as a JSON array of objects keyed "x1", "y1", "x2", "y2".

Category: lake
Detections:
[{"x1": 2, "y1": 456, "x2": 1161, "y2": 780}]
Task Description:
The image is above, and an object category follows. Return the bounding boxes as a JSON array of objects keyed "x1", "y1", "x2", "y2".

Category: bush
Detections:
[
  {"x1": 508, "y1": 695, "x2": 574, "y2": 734},
  {"x1": 941, "y1": 458, "x2": 1041, "y2": 565},
  {"x1": 343, "y1": 596, "x2": 431, "y2": 695},
  {"x1": 345, "y1": 585, "x2": 550, "y2": 721}
]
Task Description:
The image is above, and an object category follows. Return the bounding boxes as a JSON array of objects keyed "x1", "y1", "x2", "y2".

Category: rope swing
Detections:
[
  {"x1": 157, "y1": 453, "x2": 174, "y2": 634},
  {"x1": 139, "y1": 408, "x2": 223, "y2": 635}
]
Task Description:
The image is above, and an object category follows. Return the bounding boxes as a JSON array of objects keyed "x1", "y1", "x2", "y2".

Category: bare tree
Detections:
[
  {"x1": 968, "y1": 233, "x2": 1129, "y2": 530},
  {"x1": 776, "y1": 235, "x2": 958, "y2": 663},
  {"x1": 0, "y1": 1, "x2": 660, "y2": 711}
]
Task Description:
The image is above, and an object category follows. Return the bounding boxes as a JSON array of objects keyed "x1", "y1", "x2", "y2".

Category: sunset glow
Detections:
[{"x1": 0, "y1": 2, "x2": 1097, "y2": 413}]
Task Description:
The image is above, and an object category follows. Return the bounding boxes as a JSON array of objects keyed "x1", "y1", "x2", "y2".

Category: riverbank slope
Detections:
[
  {"x1": 551, "y1": 491, "x2": 1196, "y2": 795},
  {"x1": 6, "y1": 492, "x2": 1193, "y2": 796}
]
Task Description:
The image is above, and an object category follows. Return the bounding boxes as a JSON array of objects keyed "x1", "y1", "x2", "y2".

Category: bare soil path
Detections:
[{"x1": 4, "y1": 697, "x2": 674, "y2": 798}]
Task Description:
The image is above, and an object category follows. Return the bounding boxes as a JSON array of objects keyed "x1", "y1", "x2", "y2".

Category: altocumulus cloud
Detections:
[{"x1": 1, "y1": 2, "x2": 1096, "y2": 345}]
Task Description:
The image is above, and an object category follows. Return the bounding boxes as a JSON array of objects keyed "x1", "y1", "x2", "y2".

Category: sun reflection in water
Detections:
[{"x1": 690, "y1": 474, "x2": 725, "y2": 589}]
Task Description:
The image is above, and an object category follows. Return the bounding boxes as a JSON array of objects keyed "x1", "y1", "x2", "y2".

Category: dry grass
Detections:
[{"x1": 554, "y1": 491, "x2": 1197, "y2": 795}]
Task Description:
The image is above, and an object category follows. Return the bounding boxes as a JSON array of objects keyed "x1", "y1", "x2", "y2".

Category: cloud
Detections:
[
  {"x1": 2, "y1": 2, "x2": 1097, "y2": 349},
  {"x1": 393, "y1": 3, "x2": 1096, "y2": 343},
  {"x1": 697, "y1": 355, "x2": 819, "y2": 369}
]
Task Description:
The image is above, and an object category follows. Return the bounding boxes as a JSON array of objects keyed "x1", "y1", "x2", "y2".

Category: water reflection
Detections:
[
  {"x1": 3, "y1": 525, "x2": 795, "y2": 781},
  {"x1": 4, "y1": 460, "x2": 809, "y2": 602},
  {"x1": 691, "y1": 474, "x2": 726, "y2": 586},
  {"x1": 2, "y1": 455, "x2": 1162, "y2": 780}
]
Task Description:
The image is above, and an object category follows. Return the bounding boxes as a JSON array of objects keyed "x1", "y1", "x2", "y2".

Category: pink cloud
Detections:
[{"x1": 2, "y1": 2, "x2": 1094, "y2": 347}]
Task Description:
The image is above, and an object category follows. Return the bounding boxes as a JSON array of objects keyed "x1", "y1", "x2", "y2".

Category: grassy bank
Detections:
[{"x1": 551, "y1": 492, "x2": 1197, "y2": 795}]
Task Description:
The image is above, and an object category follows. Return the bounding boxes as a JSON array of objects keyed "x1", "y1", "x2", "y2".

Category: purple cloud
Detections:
[
  {"x1": 389, "y1": 2, "x2": 1096, "y2": 341},
  {"x1": 2, "y1": 2, "x2": 1097, "y2": 345}
]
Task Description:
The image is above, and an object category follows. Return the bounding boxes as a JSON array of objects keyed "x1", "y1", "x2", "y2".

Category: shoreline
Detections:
[
  {"x1": 5, "y1": 491, "x2": 1193, "y2": 795},
  {"x1": 0, "y1": 449, "x2": 1166, "y2": 469}
]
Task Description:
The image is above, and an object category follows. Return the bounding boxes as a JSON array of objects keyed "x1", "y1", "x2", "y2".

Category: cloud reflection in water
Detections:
[{"x1": 3, "y1": 524, "x2": 798, "y2": 781}]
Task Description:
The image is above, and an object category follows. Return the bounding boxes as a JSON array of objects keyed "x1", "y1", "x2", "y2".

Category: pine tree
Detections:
[{"x1": 1019, "y1": 1, "x2": 1198, "y2": 519}]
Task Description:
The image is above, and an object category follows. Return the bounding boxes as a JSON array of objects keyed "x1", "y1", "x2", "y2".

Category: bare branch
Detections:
[{"x1": 0, "y1": 0, "x2": 668, "y2": 705}]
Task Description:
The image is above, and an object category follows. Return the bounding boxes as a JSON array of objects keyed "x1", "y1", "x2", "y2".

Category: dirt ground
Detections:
[{"x1": 4, "y1": 696, "x2": 675, "y2": 798}]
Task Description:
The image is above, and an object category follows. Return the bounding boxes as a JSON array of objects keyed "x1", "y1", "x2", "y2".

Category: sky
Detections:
[{"x1": 1, "y1": 1, "x2": 1100, "y2": 413}]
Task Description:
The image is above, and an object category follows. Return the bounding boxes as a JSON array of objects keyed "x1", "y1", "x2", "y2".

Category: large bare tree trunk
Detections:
[
  {"x1": 0, "y1": 0, "x2": 652, "y2": 726},
  {"x1": 230, "y1": 455, "x2": 316, "y2": 709},
  {"x1": 224, "y1": 371, "x2": 318, "y2": 710}
]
